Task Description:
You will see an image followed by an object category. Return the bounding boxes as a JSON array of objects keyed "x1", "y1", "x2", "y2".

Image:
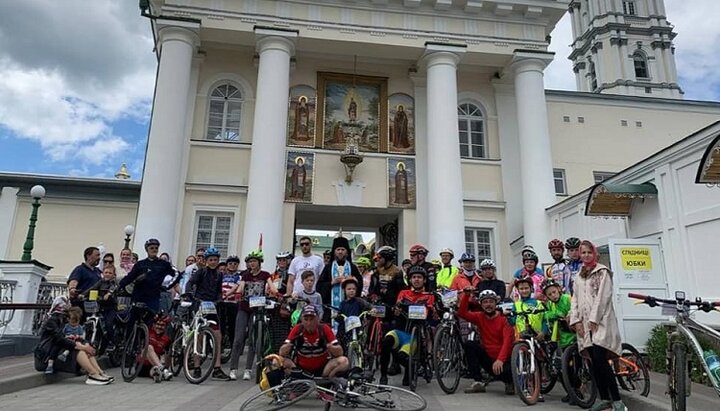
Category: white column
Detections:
[
  {"x1": 134, "y1": 22, "x2": 198, "y2": 254},
  {"x1": 241, "y1": 28, "x2": 296, "y2": 258},
  {"x1": 411, "y1": 74, "x2": 429, "y2": 246},
  {"x1": 0, "y1": 187, "x2": 19, "y2": 259},
  {"x1": 652, "y1": 44, "x2": 667, "y2": 83},
  {"x1": 510, "y1": 51, "x2": 556, "y2": 255},
  {"x1": 0, "y1": 262, "x2": 49, "y2": 335},
  {"x1": 423, "y1": 44, "x2": 466, "y2": 257}
]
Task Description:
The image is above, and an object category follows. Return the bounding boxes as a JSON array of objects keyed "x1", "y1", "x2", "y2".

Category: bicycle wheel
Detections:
[
  {"x1": 407, "y1": 326, "x2": 420, "y2": 392},
  {"x1": 561, "y1": 344, "x2": 597, "y2": 409},
  {"x1": 511, "y1": 341, "x2": 540, "y2": 405},
  {"x1": 366, "y1": 320, "x2": 383, "y2": 372},
  {"x1": 433, "y1": 324, "x2": 462, "y2": 394},
  {"x1": 422, "y1": 327, "x2": 434, "y2": 383},
  {"x1": 614, "y1": 342, "x2": 650, "y2": 397},
  {"x1": 540, "y1": 358, "x2": 557, "y2": 394},
  {"x1": 169, "y1": 328, "x2": 184, "y2": 377},
  {"x1": 354, "y1": 382, "x2": 427, "y2": 411},
  {"x1": 348, "y1": 341, "x2": 363, "y2": 369},
  {"x1": 121, "y1": 323, "x2": 148, "y2": 382},
  {"x1": 240, "y1": 380, "x2": 316, "y2": 411},
  {"x1": 670, "y1": 343, "x2": 687, "y2": 411},
  {"x1": 183, "y1": 326, "x2": 217, "y2": 384}
]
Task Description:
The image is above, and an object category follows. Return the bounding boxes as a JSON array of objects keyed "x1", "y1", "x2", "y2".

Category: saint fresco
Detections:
[
  {"x1": 388, "y1": 157, "x2": 416, "y2": 208},
  {"x1": 284, "y1": 151, "x2": 315, "y2": 203},
  {"x1": 317, "y1": 72, "x2": 387, "y2": 152},
  {"x1": 388, "y1": 93, "x2": 415, "y2": 154},
  {"x1": 287, "y1": 85, "x2": 316, "y2": 147}
]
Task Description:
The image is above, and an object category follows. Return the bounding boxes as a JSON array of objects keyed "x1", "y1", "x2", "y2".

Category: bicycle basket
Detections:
[
  {"x1": 83, "y1": 301, "x2": 99, "y2": 314},
  {"x1": 199, "y1": 301, "x2": 217, "y2": 315},
  {"x1": 116, "y1": 296, "x2": 132, "y2": 312},
  {"x1": 345, "y1": 315, "x2": 362, "y2": 331}
]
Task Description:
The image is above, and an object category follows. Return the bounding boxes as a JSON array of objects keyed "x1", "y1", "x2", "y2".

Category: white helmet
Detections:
[
  {"x1": 477, "y1": 289, "x2": 500, "y2": 302},
  {"x1": 439, "y1": 248, "x2": 454, "y2": 257},
  {"x1": 276, "y1": 251, "x2": 292, "y2": 259},
  {"x1": 479, "y1": 258, "x2": 496, "y2": 269}
]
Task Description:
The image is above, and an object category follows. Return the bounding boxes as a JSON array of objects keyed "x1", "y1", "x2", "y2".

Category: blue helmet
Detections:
[
  {"x1": 459, "y1": 252, "x2": 475, "y2": 263},
  {"x1": 204, "y1": 247, "x2": 221, "y2": 259}
]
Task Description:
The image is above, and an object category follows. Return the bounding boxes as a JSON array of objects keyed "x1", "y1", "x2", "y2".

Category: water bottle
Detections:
[{"x1": 703, "y1": 350, "x2": 720, "y2": 383}]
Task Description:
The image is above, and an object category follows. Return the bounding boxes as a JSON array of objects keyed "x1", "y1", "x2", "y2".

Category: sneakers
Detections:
[
  {"x1": 537, "y1": 394, "x2": 545, "y2": 402},
  {"x1": 57, "y1": 351, "x2": 68, "y2": 362},
  {"x1": 151, "y1": 366, "x2": 162, "y2": 383},
  {"x1": 162, "y1": 368, "x2": 173, "y2": 381},
  {"x1": 464, "y1": 381, "x2": 486, "y2": 394},
  {"x1": 379, "y1": 375, "x2": 388, "y2": 385},
  {"x1": 85, "y1": 374, "x2": 112, "y2": 385},
  {"x1": 504, "y1": 382, "x2": 515, "y2": 395},
  {"x1": 229, "y1": 369, "x2": 238, "y2": 381},
  {"x1": 590, "y1": 400, "x2": 612, "y2": 411},
  {"x1": 211, "y1": 367, "x2": 231, "y2": 381},
  {"x1": 101, "y1": 372, "x2": 115, "y2": 382},
  {"x1": 387, "y1": 363, "x2": 401, "y2": 376},
  {"x1": 44, "y1": 364, "x2": 54, "y2": 375},
  {"x1": 611, "y1": 401, "x2": 627, "y2": 411},
  {"x1": 192, "y1": 368, "x2": 202, "y2": 380},
  {"x1": 401, "y1": 374, "x2": 410, "y2": 387},
  {"x1": 242, "y1": 369, "x2": 251, "y2": 381}
]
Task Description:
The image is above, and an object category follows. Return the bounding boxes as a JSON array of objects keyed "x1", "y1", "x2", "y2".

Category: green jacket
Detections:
[
  {"x1": 544, "y1": 293, "x2": 576, "y2": 348},
  {"x1": 436, "y1": 265, "x2": 459, "y2": 289},
  {"x1": 511, "y1": 298, "x2": 548, "y2": 336}
]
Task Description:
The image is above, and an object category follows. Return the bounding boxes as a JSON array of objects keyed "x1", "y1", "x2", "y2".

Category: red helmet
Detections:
[
  {"x1": 547, "y1": 239, "x2": 564, "y2": 250},
  {"x1": 409, "y1": 244, "x2": 428, "y2": 255}
]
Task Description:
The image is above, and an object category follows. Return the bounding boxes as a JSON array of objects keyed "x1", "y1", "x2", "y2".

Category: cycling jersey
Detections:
[
  {"x1": 396, "y1": 289, "x2": 435, "y2": 307},
  {"x1": 449, "y1": 271, "x2": 482, "y2": 291},
  {"x1": 436, "y1": 265, "x2": 459, "y2": 289},
  {"x1": 285, "y1": 323, "x2": 338, "y2": 373},
  {"x1": 370, "y1": 264, "x2": 406, "y2": 307},
  {"x1": 566, "y1": 259, "x2": 582, "y2": 295},
  {"x1": 544, "y1": 293, "x2": 576, "y2": 348},
  {"x1": 510, "y1": 297, "x2": 548, "y2": 337},
  {"x1": 511, "y1": 270, "x2": 545, "y2": 301},
  {"x1": 118, "y1": 257, "x2": 177, "y2": 312},
  {"x1": 457, "y1": 292, "x2": 513, "y2": 363},
  {"x1": 144, "y1": 328, "x2": 171, "y2": 366},
  {"x1": 186, "y1": 267, "x2": 223, "y2": 302},
  {"x1": 546, "y1": 260, "x2": 572, "y2": 293}
]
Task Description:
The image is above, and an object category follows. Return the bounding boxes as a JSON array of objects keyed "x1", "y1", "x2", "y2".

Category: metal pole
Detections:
[
  {"x1": 21, "y1": 198, "x2": 41, "y2": 261},
  {"x1": 124, "y1": 235, "x2": 131, "y2": 250}
]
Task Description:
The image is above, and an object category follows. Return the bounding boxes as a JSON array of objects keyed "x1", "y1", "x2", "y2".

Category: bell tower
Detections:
[{"x1": 568, "y1": 0, "x2": 682, "y2": 98}]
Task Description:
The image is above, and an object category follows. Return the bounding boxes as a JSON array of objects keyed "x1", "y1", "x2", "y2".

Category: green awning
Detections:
[
  {"x1": 696, "y1": 134, "x2": 720, "y2": 184},
  {"x1": 585, "y1": 183, "x2": 658, "y2": 217}
]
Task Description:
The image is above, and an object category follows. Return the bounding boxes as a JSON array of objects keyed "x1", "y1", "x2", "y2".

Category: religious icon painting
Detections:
[
  {"x1": 316, "y1": 72, "x2": 388, "y2": 153},
  {"x1": 388, "y1": 93, "x2": 415, "y2": 154},
  {"x1": 387, "y1": 157, "x2": 416, "y2": 208},
  {"x1": 284, "y1": 151, "x2": 315, "y2": 203},
  {"x1": 286, "y1": 85, "x2": 317, "y2": 147}
]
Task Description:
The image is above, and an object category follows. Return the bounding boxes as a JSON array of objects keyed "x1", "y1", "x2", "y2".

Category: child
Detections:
[
  {"x1": 336, "y1": 278, "x2": 371, "y2": 346},
  {"x1": 293, "y1": 270, "x2": 324, "y2": 320},
  {"x1": 509, "y1": 278, "x2": 547, "y2": 340},
  {"x1": 84, "y1": 266, "x2": 118, "y2": 347},
  {"x1": 510, "y1": 252, "x2": 545, "y2": 301},
  {"x1": 542, "y1": 279, "x2": 576, "y2": 349},
  {"x1": 55, "y1": 307, "x2": 85, "y2": 366}
]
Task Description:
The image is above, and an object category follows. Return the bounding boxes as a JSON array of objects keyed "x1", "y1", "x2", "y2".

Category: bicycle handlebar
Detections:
[{"x1": 628, "y1": 292, "x2": 720, "y2": 311}]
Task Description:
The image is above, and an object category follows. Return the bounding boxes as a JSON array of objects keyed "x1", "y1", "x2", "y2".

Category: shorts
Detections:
[{"x1": 385, "y1": 330, "x2": 416, "y2": 356}]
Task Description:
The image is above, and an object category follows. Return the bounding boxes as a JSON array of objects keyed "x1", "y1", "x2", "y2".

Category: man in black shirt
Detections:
[
  {"x1": 67, "y1": 247, "x2": 102, "y2": 303},
  {"x1": 118, "y1": 239, "x2": 178, "y2": 313},
  {"x1": 477, "y1": 259, "x2": 507, "y2": 301}
]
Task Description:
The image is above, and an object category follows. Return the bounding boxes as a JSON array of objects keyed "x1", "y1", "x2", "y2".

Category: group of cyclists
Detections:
[{"x1": 45, "y1": 233, "x2": 627, "y2": 411}]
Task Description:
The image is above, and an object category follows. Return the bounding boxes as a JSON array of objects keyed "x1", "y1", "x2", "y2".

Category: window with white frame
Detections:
[
  {"x1": 465, "y1": 228, "x2": 493, "y2": 262},
  {"x1": 633, "y1": 52, "x2": 649, "y2": 79},
  {"x1": 622, "y1": 1, "x2": 636, "y2": 15},
  {"x1": 457, "y1": 102, "x2": 487, "y2": 159},
  {"x1": 593, "y1": 171, "x2": 615, "y2": 184},
  {"x1": 206, "y1": 82, "x2": 243, "y2": 141},
  {"x1": 553, "y1": 168, "x2": 568, "y2": 195},
  {"x1": 194, "y1": 213, "x2": 232, "y2": 258}
]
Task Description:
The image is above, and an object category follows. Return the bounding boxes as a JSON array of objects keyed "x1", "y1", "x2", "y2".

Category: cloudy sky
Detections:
[{"x1": 0, "y1": 0, "x2": 718, "y2": 179}]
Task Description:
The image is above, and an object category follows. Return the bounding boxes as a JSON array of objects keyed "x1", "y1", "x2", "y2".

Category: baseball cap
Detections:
[{"x1": 301, "y1": 305, "x2": 318, "y2": 317}]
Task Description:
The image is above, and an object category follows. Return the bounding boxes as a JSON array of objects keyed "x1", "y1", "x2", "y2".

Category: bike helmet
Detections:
[
  {"x1": 477, "y1": 289, "x2": 500, "y2": 303},
  {"x1": 548, "y1": 239, "x2": 564, "y2": 250},
  {"x1": 479, "y1": 258, "x2": 496, "y2": 269},
  {"x1": 375, "y1": 246, "x2": 397, "y2": 263},
  {"x1": 522, "y1": 251, "x2": 539, "y2": 263},
  {"x1": 341, "y1": 277, "x2": 360, "y2": 290},
  {"x1": 275, "y1": 251, "x2": 292, "y2": 260},
  {"x1": 514, "y1": 277, "x2": 534, "y2": 288},
  {"x1": 245, "y1": 249, "x2": 264, "y2": 263},
  {"x1": 355, "y1": 256, "x2": 371, "y2": 268},
  {"x1": 542, "y1": 279, "x2": 562, "y2": 294},
  {"x1": 401, "y1": 258, "x2": 411, "y2": 266},
  {"x1": 565, "y1": 237, "x2": 581, "y2": 249},
  {"x1": 407, "y1": 265, "x2": 427, "y2": 279},
  {"x1": 226, "y1": 255, "x2": 240, "y2": 264},
  {"x1": 430, "y1": 258, "x2": 442, "y2": 267},
  {"x1": 439, "y1": 248, "x2": 454, "y2": 257},
  {"x1": 409, "y1": 244, "x2": 429, "y2": 256},
  {"x1": 459, "y1": 252, "x2": 476, "y2": 263},
  {"x1": 144, "y1": 238, "x2": 160, "y2": 248},
  {"x1": 204, "y1": 247, "x2": 221, "y2": 259}
]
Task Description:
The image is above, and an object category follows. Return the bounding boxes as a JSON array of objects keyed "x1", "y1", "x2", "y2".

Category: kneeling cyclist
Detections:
[
  {"x1": 278, "y1": 305, "x2": 349, "y2": 378},
  {"x1": 379, "y1": 266, "x2": 435, "y2": 386}
]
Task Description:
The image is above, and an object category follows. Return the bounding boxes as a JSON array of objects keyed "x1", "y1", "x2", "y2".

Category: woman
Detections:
[
  {"x1": 34, "y1": 297, "x2": 113, "y2": 385},
  {"x1": 118, "y1": 248, "x2": 134, "y2": 280},
  {"x1": 569, "y1": 240, "x2": 625, "y2": 411}
]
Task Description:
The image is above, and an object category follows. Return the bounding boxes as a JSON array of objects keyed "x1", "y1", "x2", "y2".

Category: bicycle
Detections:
[
  {"x1": 364, "y1": 300, "x2": 388, "y2": 374},
  {"x1": 247, "y1": 295, "x2": 278, "y2": 383},
  {"x1": 240, "y1": 366, "x2": 427, "y2": 411},
  {"x1": 629, "y1": 291, "x2": 720, "y2": 411},
  {"x1": 561, "y1": 342, "x2": 598, "y2": 408},
  {"x1": 613, "y1": 342, "x2": 650, "y2": 397},
  {"x1": 169, "y1": 299, "x2": 219, "y2": 384},
  {"x1": 397, "y1": 300, "x2": 435, "y2": 392},
  {"x1": 432, "y1": 289, "x2": 468, "y2": 394},
  {"x1": 327, "y1": 306, "x2": 374, "y2": 370},
  {"x1": 120, "y1": 301, "x2": 153, "y2": 382}
]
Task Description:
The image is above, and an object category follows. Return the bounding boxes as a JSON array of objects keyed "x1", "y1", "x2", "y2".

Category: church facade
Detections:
[{"x1": 3, "y1": 0, "x2": 720, "y2": 280}]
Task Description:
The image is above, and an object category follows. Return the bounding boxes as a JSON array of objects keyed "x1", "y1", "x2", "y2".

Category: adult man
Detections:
[
  {"x1": 450, "y1": 253, "x2": 482, "y2": 291},
  {"x1": 369, "y1": 246, "x2": 406, "y2": 309},
  {"x1": 436, "y1": 248, "x2": 459, "y2": 289},
  {"x1": 564, "y1": 237, "x2": 582, "y2": 296},
  {"x1": 185, "y1": 247, "x2": 230, "y2": 381},
  {"x1": 317, "y1": 236, "x2": 362, "y2": 324},
  {"x1": 287, "y1": 236, "x2": 325, "y2": 296},
  {"x1": 118, "y1": 239, "x2": 178, "y2": 313},
  {"x1": 278, "y1": 305, "x2": 349, "y2": 378},
  {"x1": 181, "y1": 248, "x2": 206, "y2": 295},
  {"x1": 546, "y1": 239, "x2": 573, "y2": 292},
  {"x1": 458, "y1": 289, "x2": 514, "y2": 395},
  {"x1": 408, "y1": 244, "x2": 436, "y2": 292},
  {"x1": 477, "y1": 259, "x2": 507, "y2": 300},
  {"x1": 67, "y1": 247, "x2": 102, "y2": 302}
]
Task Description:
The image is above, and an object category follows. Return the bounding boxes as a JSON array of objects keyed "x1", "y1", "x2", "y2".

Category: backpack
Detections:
[{"x1": 291, "y1": 324, "x2": 328, "y2": 355}]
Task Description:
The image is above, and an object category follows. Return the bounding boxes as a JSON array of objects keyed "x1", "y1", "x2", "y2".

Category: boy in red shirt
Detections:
[{"x1": 458, "y1": 287, "x2": 514, "y2": 395}]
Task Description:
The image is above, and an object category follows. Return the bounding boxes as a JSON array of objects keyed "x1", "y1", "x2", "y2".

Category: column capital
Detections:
[
  {"x1": 509, "y1": 50, "x2": 555, "y2": 74},
  {"x1": 421, "y1": 42, "x2": 466, "y2": 69},
  {"x1": 255, "y1": 27, "x2": 298, "y2": 56},
  {"x1": 157, "y1": 23, "x2": 200, "y2": 50}
]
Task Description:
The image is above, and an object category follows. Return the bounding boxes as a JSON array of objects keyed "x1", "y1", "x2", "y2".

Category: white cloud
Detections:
[{"x1": 545, "y1": 12, "x2": 576, "y2": 91}]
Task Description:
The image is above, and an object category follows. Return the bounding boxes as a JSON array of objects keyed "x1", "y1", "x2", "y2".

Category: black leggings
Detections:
[{"x1": 590, "y1": 345, "x2": 621, "y2": 401}]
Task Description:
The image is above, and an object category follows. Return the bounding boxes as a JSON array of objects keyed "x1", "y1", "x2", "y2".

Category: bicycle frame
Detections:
[
  {"x1": 182, "y1": 308, "x2": 215, "y2": 356},
  {"x1": 671, "y1": 310, "x2": 720, "y2": 394}
]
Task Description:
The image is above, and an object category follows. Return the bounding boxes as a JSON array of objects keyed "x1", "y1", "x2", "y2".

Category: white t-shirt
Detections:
[{"x1": 289, "y1": 254, "x2": 325, "y2": 293}]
